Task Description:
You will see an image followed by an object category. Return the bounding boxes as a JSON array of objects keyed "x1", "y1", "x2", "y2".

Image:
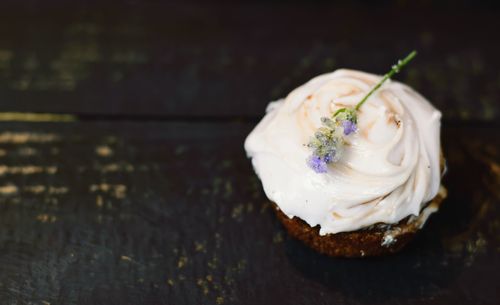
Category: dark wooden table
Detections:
[{"x1": 0, "y1": 1, "x2": 498, "y2": 304}]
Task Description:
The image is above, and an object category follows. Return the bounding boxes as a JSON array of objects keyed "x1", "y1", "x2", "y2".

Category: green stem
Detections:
[{"x1": 355, "y1": 50, "x2": 417, "y2": 111}]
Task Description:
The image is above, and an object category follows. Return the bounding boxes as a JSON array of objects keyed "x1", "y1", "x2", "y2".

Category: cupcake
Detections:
[{"x1": 244, "y1": 52, "x2": 447, "y2": 257}]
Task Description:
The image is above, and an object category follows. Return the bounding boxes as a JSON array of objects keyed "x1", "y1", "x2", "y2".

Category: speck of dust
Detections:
[
  {"x1": 273, "y1": 232, "x2": 284, "y2": 244},
  {"x1": 95, "y1": 145, "x2": 113, "y2": 157},
  {"x1": 381, "y1": 234, "x2": 397, "y2": 247},
  {"x1": 89, "y1": 183, "x2": 127, "y2": 199},
  {"x1": 177, "y1": 256, "x2": 188, "y2": 269},
  {"x1": 36, "y1": 213, "x2": 57, "y2": 223},
  {"x1": 194, "y1": 241, "x2": 206, "y2": 253},
  {"x1": 196, "y1": 278, "x2": 210, "y2": 295},
  {"x1": 175, "y1": 145, "x2": 187, "y2": 155},
  {"x1": 96, "y1": 195, "x2": 104, "y2": 207},
  {"x1": 120, "y1": 255, "x2": 132, "y2": 262},
  {"x1": 231, "y1": 203, "x2": 245, "y2": 219}
]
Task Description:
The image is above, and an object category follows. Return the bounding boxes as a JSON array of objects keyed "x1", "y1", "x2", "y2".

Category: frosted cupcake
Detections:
[{"x1": 245, "y1": 52, "x2": 447, "y2": 257}]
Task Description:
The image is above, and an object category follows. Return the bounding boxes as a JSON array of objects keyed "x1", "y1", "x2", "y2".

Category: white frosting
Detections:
[{"x1": 244, "y1": 69, "x2": 442, "y2": 235}]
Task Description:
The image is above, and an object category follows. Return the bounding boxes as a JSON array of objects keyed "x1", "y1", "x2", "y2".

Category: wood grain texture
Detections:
[
  {"x1": 0, "y1": 1, "x2": 498, "y2": 121},
  {"x1": 0, "y1": 121, "x2": 497, "y2": 304},
  {"x1": 0, "y1": 1, "x2": 498, "y2": 304}
]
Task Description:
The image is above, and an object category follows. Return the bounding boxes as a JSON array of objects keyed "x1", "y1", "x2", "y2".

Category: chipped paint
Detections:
[
  {"x1": 0, "y1": 112, "x2": 75, "y2": 122},
  {"x1": 23, "y1": 185, "x2": 45, "y2": 193},
  {"x1": 0, "y1": 165, "x2": 57, "y2": 176},
  {"x1": 0, "y1": 184, "x2": 18, "y2": 195},
  {"x1": 97, "y1": 163, "x2": 135, "y2": 173},
  {"x1": 17, "y1": 147, "x2": 38, "y2": 156},
  {"x1": 49, "y1": 186, "x2": 69, "y2": 194},
  {"x1": 23, "y1": 185, "x2": 70, "y2": 195},
  {"x1": 0, "y1": 132, "x2": 60, "y2": 143}
]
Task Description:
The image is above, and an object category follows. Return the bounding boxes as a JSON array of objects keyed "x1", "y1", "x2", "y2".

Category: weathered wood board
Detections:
[
  {"x1": 0, "y1": 121, "x2": 497, "y2": 304},
  {"x1": 0, "y1": 1, "x2": 498, "y2": 121}
]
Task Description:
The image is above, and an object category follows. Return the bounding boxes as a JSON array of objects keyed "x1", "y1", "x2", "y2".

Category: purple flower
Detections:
[
  {"x1": 342, "y1": 120, "x2": 357, "y2": 135},
  {"x1": 323, "y1": 151, "x2": 336, "y2": 163},
  {"x1": 307, "y1": 155, "x2": 328, "y2": 173}
]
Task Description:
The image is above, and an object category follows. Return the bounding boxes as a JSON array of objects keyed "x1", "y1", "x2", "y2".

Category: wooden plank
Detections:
[
  {"x1": 0, "y1": 2, "x2": 498, "y2": 120},
  {"x1": 0, "y1": 120, "x2": 496, "y2": 304}
]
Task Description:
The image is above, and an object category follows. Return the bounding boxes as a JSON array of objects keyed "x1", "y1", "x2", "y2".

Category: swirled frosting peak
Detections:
[{"x1": 244, "y1": 69, "x2": 442, "y2": 234}]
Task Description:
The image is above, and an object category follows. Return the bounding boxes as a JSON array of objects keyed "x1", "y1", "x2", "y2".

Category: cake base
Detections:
[{"x1": 274, "y1": 186, "x2": 447, "y2": 257}]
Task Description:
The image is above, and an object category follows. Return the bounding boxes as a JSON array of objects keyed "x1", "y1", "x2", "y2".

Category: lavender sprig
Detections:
[
  {"x1": 306, "y1": 50, "x2": 417, "y2": 173},
  {"x1": 355, "y1": 50, "x2": 417, "y2": 111}
]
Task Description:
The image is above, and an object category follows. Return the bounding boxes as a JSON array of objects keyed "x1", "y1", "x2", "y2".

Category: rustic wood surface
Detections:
[
  {"x1": 0, "y1": 1, "x2": 498, "y2": 304},
  {"x1": 0, "y1": 1, "x2": 498, "y2": 121},
  {"x1": 0, "y1": 122, "x2": 497, "y2": 305}
]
